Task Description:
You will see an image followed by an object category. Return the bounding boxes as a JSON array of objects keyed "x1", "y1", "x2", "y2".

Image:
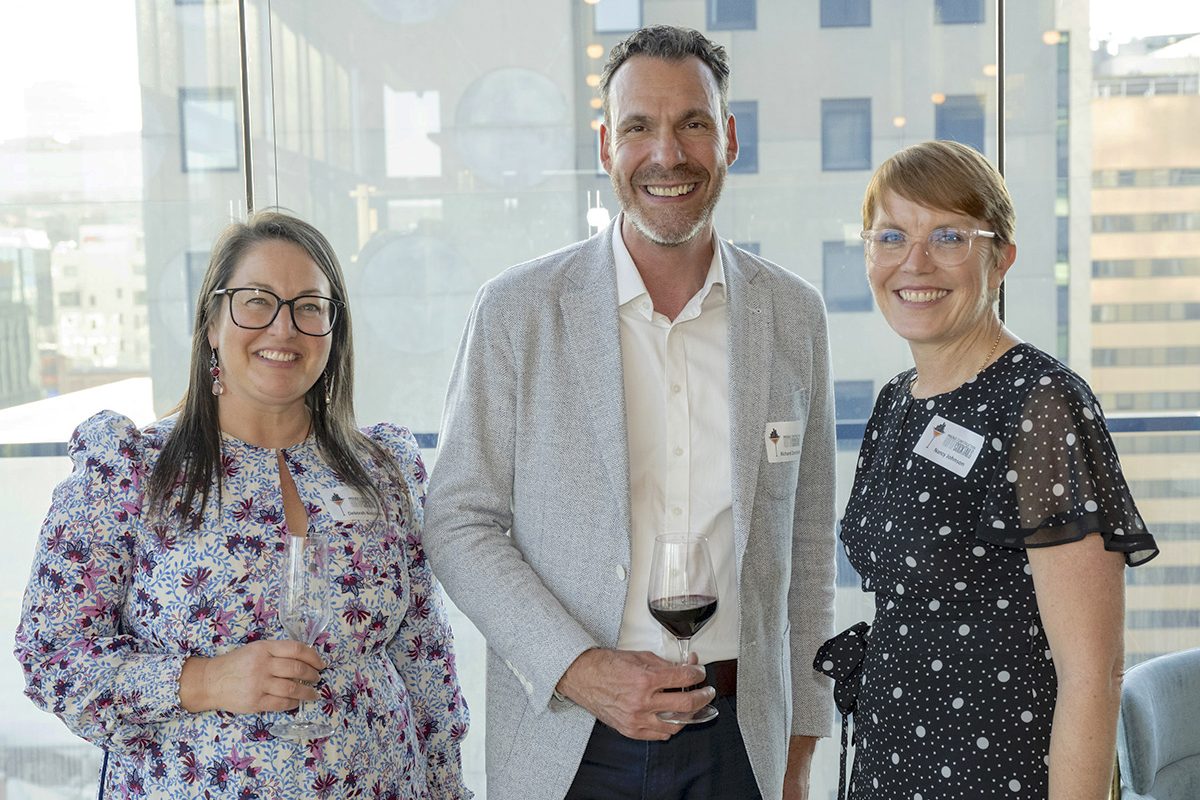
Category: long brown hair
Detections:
[{"x1": 147, "y1": 210, "x2": 404, "y2": 527}]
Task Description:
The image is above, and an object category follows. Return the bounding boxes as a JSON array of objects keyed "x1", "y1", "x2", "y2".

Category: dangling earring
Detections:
[
  {"x1": 210, "y1": 349, "x2": 224, "y2": 396},
  {"x1": 323, "y1": 372, "x2": 333, "y2": 406}
]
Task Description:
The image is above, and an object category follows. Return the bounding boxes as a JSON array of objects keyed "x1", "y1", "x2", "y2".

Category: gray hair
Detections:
[{"x1": 598, "y1": 25, "x2": 731, "y2": 123}]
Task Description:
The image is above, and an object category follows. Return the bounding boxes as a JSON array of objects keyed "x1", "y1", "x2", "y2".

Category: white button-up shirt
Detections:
[{"x1": 612, "y1": 219, "x2": 739, "y2": 664}]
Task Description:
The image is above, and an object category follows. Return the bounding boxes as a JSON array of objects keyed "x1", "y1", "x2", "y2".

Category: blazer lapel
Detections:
[
  {"x1": 559, "y1": 225, "x2": 633, "y2": 522},
  {"x1": 725, "y1": 243, "x2": 771, "y2": 572}
]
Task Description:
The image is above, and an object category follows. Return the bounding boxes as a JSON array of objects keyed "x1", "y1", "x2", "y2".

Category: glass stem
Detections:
[{"x1": 677, "y1": 636, "x2": 691, "y2": 666}]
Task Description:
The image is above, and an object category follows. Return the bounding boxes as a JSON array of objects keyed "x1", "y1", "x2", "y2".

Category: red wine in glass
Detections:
[
  {"x1": 648, "y1": 533, "x2": 719, "y2": 725},
  {"x1": 648, "y1": 594, "x2": 718, "y2": 639}
]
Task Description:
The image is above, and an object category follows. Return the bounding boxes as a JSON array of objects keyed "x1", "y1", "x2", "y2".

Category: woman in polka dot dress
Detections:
[{"x1": 835, "y1": 141, "x2": 1158, "y2": 799}]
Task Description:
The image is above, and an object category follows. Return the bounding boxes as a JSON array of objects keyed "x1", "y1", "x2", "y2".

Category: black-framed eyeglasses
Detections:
[
  {"x1": 860, "y1": 227, "x2": 998, "y2": 269},
  {"x1": 213, "y1": 287, "x2": 343, "y2": 336}
]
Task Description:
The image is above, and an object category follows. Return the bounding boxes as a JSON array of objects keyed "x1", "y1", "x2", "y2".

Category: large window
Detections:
[{"x1": 2, "y1": 2, "x2": 1197, "y2": 798}]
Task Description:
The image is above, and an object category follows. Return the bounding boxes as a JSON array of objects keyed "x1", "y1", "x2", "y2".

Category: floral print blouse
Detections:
[{"x1": 14, "y1": 411, "x2": 470, "y2": 799}]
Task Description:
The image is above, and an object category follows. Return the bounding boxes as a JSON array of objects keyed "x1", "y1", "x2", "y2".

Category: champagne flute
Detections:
[
  {"x1": 647, "y1": 532, "x2": 719, "y2": 725},
  {"x1": 269, "y1": 532, "x2": 334, "y2": 740}
]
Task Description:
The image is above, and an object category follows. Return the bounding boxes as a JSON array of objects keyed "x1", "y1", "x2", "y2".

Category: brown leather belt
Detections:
[
  {"x1": 704, "y1": 658, "x2": 737, "y2": 697},
  {"x1": 663, "y1": 658, "x2": 738, "y2": 697}
]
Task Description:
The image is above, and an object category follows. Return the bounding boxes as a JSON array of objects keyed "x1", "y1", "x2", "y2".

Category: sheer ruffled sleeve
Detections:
[{"x1": 976, "y1": 369, "x2": 1158, "y2": 566}]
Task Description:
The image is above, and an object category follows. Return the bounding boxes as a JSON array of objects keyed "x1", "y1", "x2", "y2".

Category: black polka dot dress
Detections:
[{"x1": 840, "y1": 343, "x2": 1158, "y2": 799}]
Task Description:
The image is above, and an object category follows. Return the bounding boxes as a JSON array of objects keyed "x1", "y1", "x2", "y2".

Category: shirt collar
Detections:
[{"x1": 612, "y1": 213, "x2": 726, "y2": 310}]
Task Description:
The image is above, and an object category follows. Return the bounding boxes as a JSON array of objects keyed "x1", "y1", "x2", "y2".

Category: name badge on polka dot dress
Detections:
[{"x1": 913, "y1": 414, "x2": 985, "y2": 478}]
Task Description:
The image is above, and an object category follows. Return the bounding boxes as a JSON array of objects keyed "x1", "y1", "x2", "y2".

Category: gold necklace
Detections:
[
  {"x1": 912, "y1": 324, "x2": 1004, "y2": 396},
  {"x1": 976, "y1": 324, "x2": 1004, "y2": 375}
]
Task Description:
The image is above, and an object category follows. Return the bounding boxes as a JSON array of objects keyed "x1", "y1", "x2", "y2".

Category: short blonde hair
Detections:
[{"x1": 861, "y1": 140, "x2": 1015, "y2": 257}]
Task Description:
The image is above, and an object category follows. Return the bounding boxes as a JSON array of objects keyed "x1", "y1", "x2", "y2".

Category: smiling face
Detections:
[
  {"x1": 600, "y1": 55, "x2": 737, "y2": 248},
  {"x1": 867, "y1": 190, "x2": 1015, "y2": 351},
  {"x1": 207, "y1": 238, "x2": 333, "y2": 420}
]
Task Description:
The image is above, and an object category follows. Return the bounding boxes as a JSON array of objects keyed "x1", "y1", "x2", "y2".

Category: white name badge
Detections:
[
  {"x1": 317, "y1": 486, "x2": 377, "y2": 522},
  {"x1": 913, "y1": 415, "x2": 985, "y2": 477},
  {"x1": 765, "y1": 420, "x2": 804, "y2": 463}
]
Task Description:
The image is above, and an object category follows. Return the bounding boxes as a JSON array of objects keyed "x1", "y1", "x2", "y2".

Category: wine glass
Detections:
[
  {"x1": 269, "y1": 532, "x2": 334, "y2": 741},
  {"x1": 647, "y1": 532, "x2": 719, "y2": 725}
]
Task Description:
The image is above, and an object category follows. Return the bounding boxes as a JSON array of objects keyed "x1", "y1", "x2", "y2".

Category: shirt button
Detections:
[
  {"x1": 674, "y1": 446, "x2": 684, "y2": 457},
  {"x1": 671, "y1": 384, "x2": 682, "y2": 394},
  {"x1": 615, "y1": 565, "x2": 627, "y2": 581},
  {"x1": 672, "y1": 506, "x2": 682, "y2": 517}
]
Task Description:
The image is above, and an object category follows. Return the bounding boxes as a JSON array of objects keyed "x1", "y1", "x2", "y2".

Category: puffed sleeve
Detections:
[
  {"x1": 368, "y1": 423, "x2": 472, "y2": 800},
  {"x1": 13, "y1": 411, "x2": 190, "y2": 753},
  {"x1": 976, "y1": 369, "x2": 1159, "y2": 565}
]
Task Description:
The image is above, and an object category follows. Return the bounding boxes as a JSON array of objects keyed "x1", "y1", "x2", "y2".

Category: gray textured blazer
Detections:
[{"x1": 425, "y1": 221, "x2": 836, "y2": 800}]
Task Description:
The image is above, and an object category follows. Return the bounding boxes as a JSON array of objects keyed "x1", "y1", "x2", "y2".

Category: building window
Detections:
[
  {"x1": 178, "y1": 87, "x2": 240, "y2": 172},
  {"x1": 934, "y1": 0, "x2": 984, "y2": 24},
  {"x1": 1092, "y1": 302, "x2": 1200, "y2": 323},
  {"x1": 823, "y1": 240, "x2": 871, "y2": 312},
  {"x1": 935, "y1": 94, "x2": 984, "y2": 153},
  {"x1": 1092, "y1": 258, "x2": 1200, "y2": 278},
  {"x1": 708, "y1": 0, "x2": 755, "y2": 31},
  {"x1": 821, "y1": 0, "x2": 870, "y2": 27},
  {"x1": 1093, "y1": 212, "x2": 1200, "y2": 233},
  {"x1": 821, "y1": 98, "x2": 871, "y2": 171},
  {"x1": 835, "y1": 380, "x2": 875, "y2": 421},
  {"x1": 734, "y1": 241, "x2": 761, "y2": 255},
  {"x1": 1098, "y1": 392, "x2": 1200, "y2": 412},
  {"x1": 729, "y1": 101, "x2": 758, "y2": 174},
  {"x1": 594, "y1": 0, "x2": 641, "y2": 34}
]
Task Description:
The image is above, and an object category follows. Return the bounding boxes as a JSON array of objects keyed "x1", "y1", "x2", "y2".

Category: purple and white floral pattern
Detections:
[{"x1": 14, "y1": 411, "x2": 470, "y2": 799}]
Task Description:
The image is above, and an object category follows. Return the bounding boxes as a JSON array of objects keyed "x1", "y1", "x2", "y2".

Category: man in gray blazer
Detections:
[{"x1": 425, "y1": 25, "x2": 835, "y2": 800}]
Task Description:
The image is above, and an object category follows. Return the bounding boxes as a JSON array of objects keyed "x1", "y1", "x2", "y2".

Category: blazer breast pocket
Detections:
[{"x1": 763, "y1": 388, "x2": 807, "y2": 500}]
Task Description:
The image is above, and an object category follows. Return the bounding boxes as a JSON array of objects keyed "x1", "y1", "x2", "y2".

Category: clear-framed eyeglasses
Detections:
[
  {"x1": 213, "y1": 287, "x2": 343, "y2": 336},
  {"x1": 860, "y1": 227, "x2": 998, "y2": 269}
]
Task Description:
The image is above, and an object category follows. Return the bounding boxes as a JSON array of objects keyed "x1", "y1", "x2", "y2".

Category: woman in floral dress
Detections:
[{"x1": 15, "y1": 211, "x2": 470, "y2": 799}]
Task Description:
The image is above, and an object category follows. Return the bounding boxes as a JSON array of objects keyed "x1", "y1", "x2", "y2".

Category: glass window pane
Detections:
[
  {"x1": 935, "y1": 94, "x2": 985, "y2": 153},
  {"x1": 821, "y1": 0, "x2": 871, "y2": 28},
  {"x1": 708, "y1": 0, "x2": 756, "y2": 31},
  {"x1": 823, "y1": 240, "x2": 872, "y2": 312},
  {"x1": 594, "y1": 0, "x2": 641, "y2": 34},
  {"x1": 935, "y1": 0, "x2": 985, "y2": 25},
  {"x1": 821, "y1": 98, "x2": 872, "y2": 171},
  {"x1": 729, "y1": 100, "x2": 758, "y2": 174},
  {"x1": 834, "y1": 379, "x2": 875, "y2": 420}
]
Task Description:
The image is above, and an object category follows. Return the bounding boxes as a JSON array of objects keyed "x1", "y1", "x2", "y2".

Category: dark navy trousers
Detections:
[{"x1": 563, "y1": 694, "x2": 762, "y2": 800}]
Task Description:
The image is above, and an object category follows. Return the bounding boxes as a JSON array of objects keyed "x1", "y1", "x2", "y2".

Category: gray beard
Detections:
[
  {"x1": 612, "y1": 169, "x2": 726, "y2": 247},
  {"x1": 625, "y1": 206, "x2": 713, "y2": 247}
]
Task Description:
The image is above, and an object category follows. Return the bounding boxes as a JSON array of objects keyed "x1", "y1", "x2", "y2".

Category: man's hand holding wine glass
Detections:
[{"x1": 555, "y1": 648, "x2": 714, "y2": 741}]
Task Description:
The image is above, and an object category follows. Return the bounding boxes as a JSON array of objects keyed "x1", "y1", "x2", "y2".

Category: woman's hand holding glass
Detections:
[
  {"x1": 269, "y1": 532, "x2": 334, "y2": 740},
  {"x1": 178, "y1": 639, "x2": 326, "y2": 714}
]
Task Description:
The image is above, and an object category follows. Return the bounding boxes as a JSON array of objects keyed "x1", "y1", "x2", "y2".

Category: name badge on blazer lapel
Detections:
[{"x1": 765, "y1": 421, "x2": 804, "y2": 463}]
